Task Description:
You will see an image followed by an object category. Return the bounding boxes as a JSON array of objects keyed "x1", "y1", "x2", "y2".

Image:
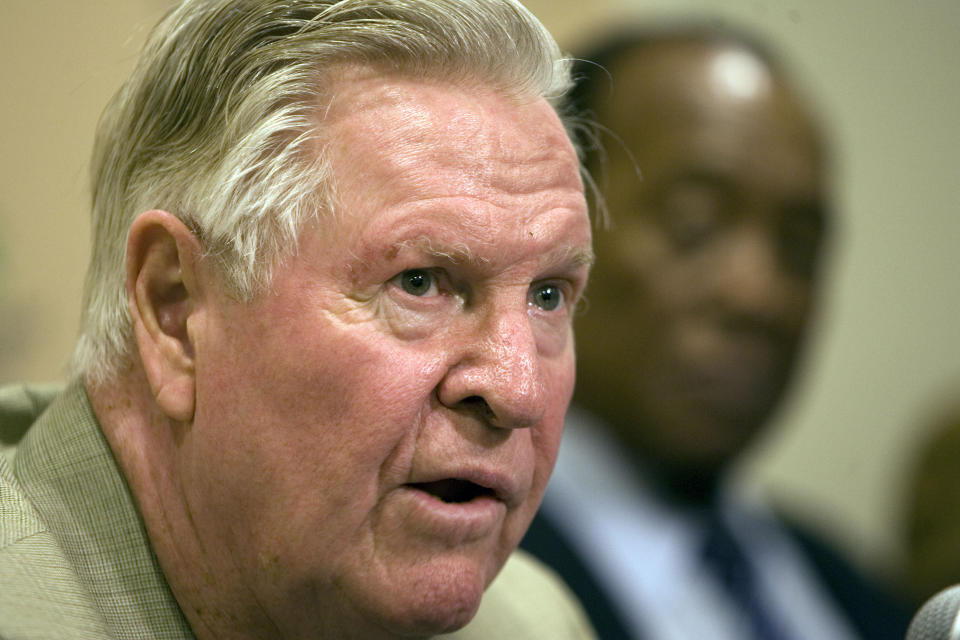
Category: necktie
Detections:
[{"x1": 700, "y1": 508, "x2": 792, "y2": 640}]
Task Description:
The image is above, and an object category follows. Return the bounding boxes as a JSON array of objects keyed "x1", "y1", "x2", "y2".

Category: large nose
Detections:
[{"x1": 437, "y1": 303, "x2": 547, "y2": 430}]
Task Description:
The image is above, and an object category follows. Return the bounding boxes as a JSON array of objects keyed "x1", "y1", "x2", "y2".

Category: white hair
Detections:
[{"x1": 72, "y1": 0, "x2": 574, "y2": 385}]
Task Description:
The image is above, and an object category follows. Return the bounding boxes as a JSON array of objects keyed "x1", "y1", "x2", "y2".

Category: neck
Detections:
[{"x1": 87, "y1": 370, "x2": 261, "y2": 639}]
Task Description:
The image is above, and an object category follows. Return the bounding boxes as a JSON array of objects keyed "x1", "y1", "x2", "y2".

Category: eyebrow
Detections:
[
  {"x1": 389, "y1": 236, "x2": 595, "y2": 271},
  {"x1": 549, "y1": 244, "x2": 596, "y2": 270},
  {"x1": 390, "y1": 237, "x2": 482, "y2": 266}
]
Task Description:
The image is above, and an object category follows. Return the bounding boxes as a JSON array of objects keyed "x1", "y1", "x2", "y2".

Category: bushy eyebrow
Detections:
[
  {"x1": 550, "y1": 245, "x2": 595, "y2": 270},
  {"x1": 390, "y1": 237, "x2": 486, "y2": 266},
  {"x1": 388, "y1": 237, "x2": 594, "y2": 272}
]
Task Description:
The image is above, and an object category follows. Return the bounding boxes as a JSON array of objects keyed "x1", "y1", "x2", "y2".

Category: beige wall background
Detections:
[{"x1": 2, "y1": 0, "x2": 958, "y2": 578}]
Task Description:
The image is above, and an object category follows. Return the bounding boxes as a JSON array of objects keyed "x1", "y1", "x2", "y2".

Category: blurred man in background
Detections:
[{"x1": 521, "y1": 24, "x2": 911, "y2": 640}]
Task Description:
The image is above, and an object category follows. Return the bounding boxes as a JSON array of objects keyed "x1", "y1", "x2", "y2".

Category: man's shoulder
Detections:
[
  {"x1": 0, "y1": 382, "x2": 63, "y2": 447},
  {"x1": 0, "y1": 510, "x2": 110, "y2": 639},
  {"x1": 442, "y1": 549, "x2": 597, "y2": 639},
  {"x1": 0, "y1": 442, "x2": 46, "y2": 548},
  {"x1": 0, "y1": 382, "x2": 57, "y2": 548},
  {"x1": 0, "y1": 413, "x2": 112, "y2": 638},
  {"x1": 0, "y1": 382, "x2": 64, "y2": 519}
]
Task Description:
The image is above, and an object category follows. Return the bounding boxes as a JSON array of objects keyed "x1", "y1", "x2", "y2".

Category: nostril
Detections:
[{"x1": 460, "y1": 395, "x2": 495, "y2": 422}]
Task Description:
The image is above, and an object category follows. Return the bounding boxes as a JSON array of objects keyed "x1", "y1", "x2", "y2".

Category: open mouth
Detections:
[{"x1": 408, "y1": 479, "x2": 495, "y2": 504}]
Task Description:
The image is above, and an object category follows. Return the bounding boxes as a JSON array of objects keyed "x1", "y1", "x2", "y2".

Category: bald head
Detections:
[
  {"x1": 573, "y1": 34, "x2": 830, "y2": 492},
  {"x1": 594, "y1": 39, "x2": 824, "y2": 188}
]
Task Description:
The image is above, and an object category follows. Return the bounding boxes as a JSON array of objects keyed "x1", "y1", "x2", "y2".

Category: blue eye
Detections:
[
  {"x1": 398, "y1": 269, "x2": 435, "y2": 296},
  {"x1": 531, "y1": 283, "x2": 563, "y2": 311}
]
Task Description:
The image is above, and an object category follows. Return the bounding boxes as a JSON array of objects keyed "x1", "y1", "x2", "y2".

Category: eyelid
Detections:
[{"x1": 552, "y1": 263, "x2": 591, "y2": 302}]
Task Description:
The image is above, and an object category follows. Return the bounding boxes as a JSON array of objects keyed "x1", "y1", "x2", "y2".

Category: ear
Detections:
[{"x1": 126, "y1": 210, "x2": 205, "y2": 422}]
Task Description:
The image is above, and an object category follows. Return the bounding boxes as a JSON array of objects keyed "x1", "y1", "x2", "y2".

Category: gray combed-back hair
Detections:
[{"x1": 73, "y1": 0, "x2": 573, "y2": 385}]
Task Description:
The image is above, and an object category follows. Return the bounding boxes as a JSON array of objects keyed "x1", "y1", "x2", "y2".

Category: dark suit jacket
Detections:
[{"x1": 520, "y1": 506, "x2": 912, "y2": 640}]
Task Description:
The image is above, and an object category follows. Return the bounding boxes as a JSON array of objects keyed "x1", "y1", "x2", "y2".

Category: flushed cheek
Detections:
[{"x1": 194, "y1": 325, "x2": 443, "y2": 524}]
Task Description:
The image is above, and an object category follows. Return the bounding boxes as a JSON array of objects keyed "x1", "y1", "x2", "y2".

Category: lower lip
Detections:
[{"x1": 389, "y1": 486, "x2": 507, "y2": 545}]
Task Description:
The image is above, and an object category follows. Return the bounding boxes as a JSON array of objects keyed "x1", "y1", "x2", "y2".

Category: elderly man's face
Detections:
[
  {"x1": 575, "y1": 43, "x2": 827, "y2": 480},
  {"x1": 178, "y1": 72, "x2": 590, "y2": 637}
]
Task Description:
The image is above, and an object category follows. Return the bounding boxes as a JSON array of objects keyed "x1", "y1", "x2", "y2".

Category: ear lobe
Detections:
[{"x1": 126, "y1": 210, "x2": 205, "y2": 422}]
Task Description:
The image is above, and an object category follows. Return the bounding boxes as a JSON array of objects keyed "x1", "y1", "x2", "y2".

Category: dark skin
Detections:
[{"x1": 574, "y1": 40, "x2": 830, "y2": 504}]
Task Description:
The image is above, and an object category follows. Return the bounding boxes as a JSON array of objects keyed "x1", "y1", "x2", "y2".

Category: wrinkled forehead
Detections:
[
  {"x1": 297, "y1": 68, "x2": 588, "y2": 266},
  {"x1": 315, "y1": 68, "x2": 583, "y2": 215},
  {"x1": 323, "y1": 68, "x2": 576, "y2": 169}
]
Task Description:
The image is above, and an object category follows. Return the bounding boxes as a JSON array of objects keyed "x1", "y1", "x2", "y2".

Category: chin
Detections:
[{"x1": 350, "y1": 554, "x2": 493, "y2": 638}]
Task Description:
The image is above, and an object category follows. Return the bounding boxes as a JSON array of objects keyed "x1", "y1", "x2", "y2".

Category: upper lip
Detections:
[{"x1": 406, "y1": 466, "x2": 520, "y2": 506}]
